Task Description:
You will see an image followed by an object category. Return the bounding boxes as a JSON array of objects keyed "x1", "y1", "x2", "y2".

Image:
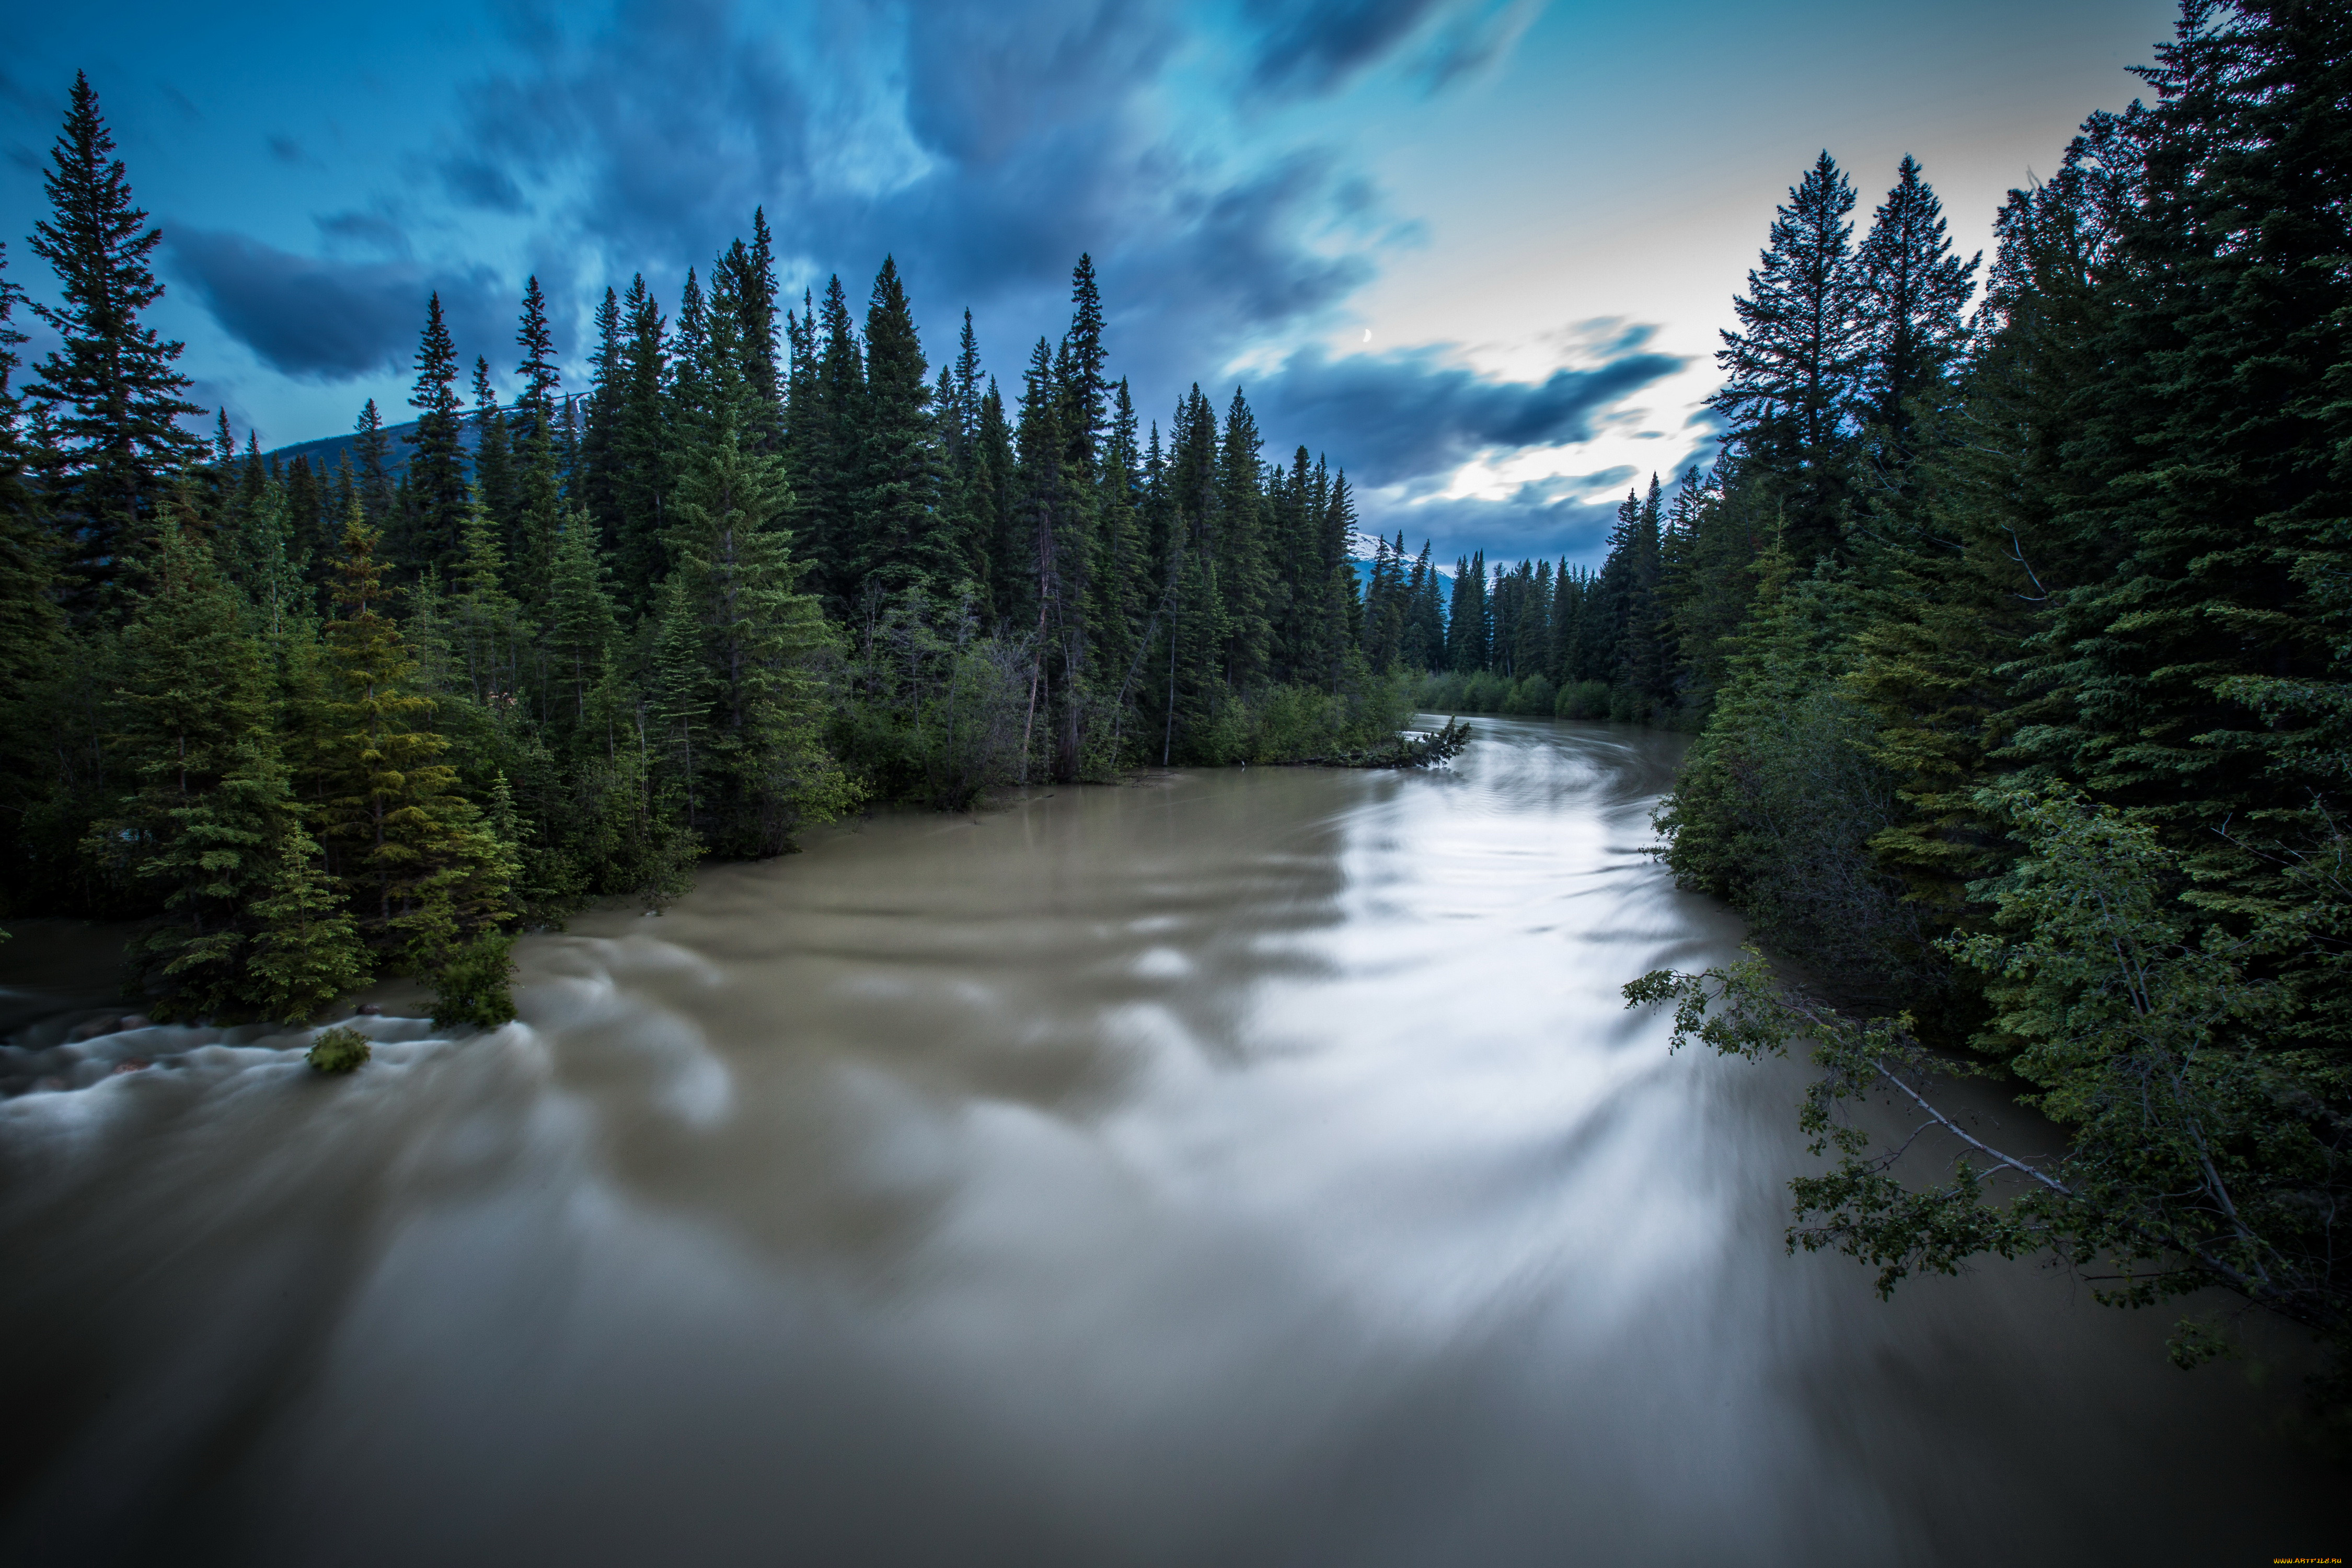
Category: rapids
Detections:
[{"x1": 0, "y1": 717, "x2": 2334, "y2": 1565}]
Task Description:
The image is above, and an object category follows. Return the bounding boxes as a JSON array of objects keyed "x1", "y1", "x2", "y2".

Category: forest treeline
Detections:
[
  {"x1": 0, "y1": 75, "x2": 1438, "y2": 1027},
  {"x1": 1627, "y1": 0, "x2": 2352, "y2": 1412}
]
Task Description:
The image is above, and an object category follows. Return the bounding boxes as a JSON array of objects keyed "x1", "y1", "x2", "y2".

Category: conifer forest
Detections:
[{"x1": 3, "y1": 0, "x2": 2351, "y2": 1459}]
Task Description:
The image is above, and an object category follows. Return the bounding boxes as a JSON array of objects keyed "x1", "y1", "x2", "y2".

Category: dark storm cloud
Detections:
[
  {"x1": 167, "y1": 225, "x2": 506, "y2": 380},
  {"x1": 1246, "y1": 339, "x2": 1686, "y2": 488},
  {"x1": 442, "y1": 0, "x2": 1418, "y2": 401}
]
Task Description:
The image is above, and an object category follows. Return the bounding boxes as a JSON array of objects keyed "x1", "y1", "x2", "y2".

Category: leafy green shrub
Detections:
[
  {"x1": 1414, "y1": 671, "x2": 1467, "y2": 713},
  {"x1": 306, "y1": 1025, "x2": 371, "y2": 1075},
  {"x1": 1555, "y1": 679, "x2": 1610, "y2": 719},
  {"x1": 1504, "y1": 674, "x2": 1556, "y2": 714},
  {"x1": 431, "y1": 932, "x2": 517, "y2": 1029},
  {"x1": 1459, "y1": 671, "x2": 1506, "y2": 712}
]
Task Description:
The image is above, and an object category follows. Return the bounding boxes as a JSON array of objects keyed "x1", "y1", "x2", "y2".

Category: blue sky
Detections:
[{"x1": 1, "y1": 0, "x2": 2177, "y2": 566}]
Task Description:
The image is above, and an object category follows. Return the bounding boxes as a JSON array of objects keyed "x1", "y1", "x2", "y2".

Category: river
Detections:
[{"x1": 0, "y1": 716, "x2": 2335, "y2": 1565}]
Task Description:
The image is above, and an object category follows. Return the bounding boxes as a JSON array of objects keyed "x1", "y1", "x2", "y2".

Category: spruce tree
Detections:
[
  {"x1": 854, "y1": 257, "x2": 951, "y2": 594},
  {"x1": 244, "y1": 816, "x2": 368, "y2": 1022},
  {"x1": 1852, "y1": 156, "x2": 1979, "y2": 478},
  {"x1": 314, "y1": 498, "x2": 512, "y2": 965},
  {"x1": 1711, "y1": 152, "x2": 1863, "y2": 564},
  {"x1": 26, "y1": 73, "x2": 203, "y2": 608},
  {"x1": 353, "y1": 399, "x2": 396, "y2": 527},
  {"x1": 470, "y1": 356, "x2": 518, "y2": 546},
  {"x1": 0, "y1": 239, "x2": 62, "y2": 702},
  {"x1": 612, "y1": 275, "x2": 671, "y2": 605},
  {"x1": 1215, "y1": 389, "x2": 1270, "y2": 687},
  {"x1": 402, "y1": 294, "x2": 469, "y2": 572},
  {"x1": 664, "y1": 416, "x2": 851, "y2": 852},
  {"x1": 511, "y1": 275, "x2": 564, "y2": 593},
  {"x1": 86, "y1": 522, "x2": 289, "y2": 1017},
  {"x1": 798, "y1": 274, "x2": 866, "y2": 604},
  {"x1": 581, "y1": 285, "x2": 625, "y2": 546},
  {"x1": 545, "y1": 512, "x2": 620, "y2": 731}
]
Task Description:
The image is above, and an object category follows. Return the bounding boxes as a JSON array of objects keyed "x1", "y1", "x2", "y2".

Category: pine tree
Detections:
[
  {"x1": 86, "y1": 522, "x2": 289, "y2": 1017},
  {"x1": 1215, "y1": 388, "x2": 1270, "y2": 687},
  {"x1": 511, "y1": 275, "x2": 564, "y2": 594},
  {"x1": 470, "y1": 356, "x2": 518, "y2": 546},
  {"x1": 581, "y1": 285, "x2": 625, "y2": 546},
  {"x1": 612, "y1": 275, "x2": 671, "y2": 605},
  {"x1": 26, "y1": 73, "x2": 203, "y2": 608},
  {"x1": 854, "y1": 257, "x2": 952, "y2": 595},
  {"x1": 402, "y1": 293, "x2": 469, "y2": 572},
  {"x1": 1852, "y1": 156, "x2": 1979, "y2": 482},
  {"x1": 545, "y1": 512, "x2": 620, "y2": 732},
  {"x1": 244, "y1": 815, "x2": 368, "y2": 1022},
  {"x1": 353, "y1": 398, "x2": 396, "y2": 527},
  {"x1": 663, "y1": 417, "x2": 852, "y2": 854},
  {"x1": 314, "y1": 498, "x2": 511, "y2": 965},
  {"x1": 1711, "y1": 151, "x2": 1863, "y2": 564}
]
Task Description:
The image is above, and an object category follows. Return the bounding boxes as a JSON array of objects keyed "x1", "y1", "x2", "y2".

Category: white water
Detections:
[{"x1": 0, "y1": 718, "x2": 2334, "y2": 1565}]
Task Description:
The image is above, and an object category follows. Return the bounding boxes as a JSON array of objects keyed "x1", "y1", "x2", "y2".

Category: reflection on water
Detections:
[{"x1": 0, "y1": 718, "x2": 2333, "y2": 1565}]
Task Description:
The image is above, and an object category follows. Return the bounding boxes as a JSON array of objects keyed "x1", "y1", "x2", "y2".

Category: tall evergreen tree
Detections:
[
  {"x1": 662, "y1": 418, "x2": 851, "y2": 853},
  {"x1": 353, "y1": 398, "x2": 395, "y2": 527},
  {"x1": 26, "y1": 73, "x2": 204, "y2": 608},
  {"x1": 854, "y1": 256, "x2": 951, "y2": 595},
  {"x1": 1852, "y1": 156, "x2": 1979, "y2": 481},
  {"x1": 470, "y1": 356, "x2": 518, "y2": 545},
  {"x1": 1711, "y1": 151, "x2": 1863, "y2": 564},
  {"x1": 84, "y1": 523, "x2": 289, "y2": 1017},
  {"x1": 401, "y1": 293, "x2": 469, "y2": 573}
]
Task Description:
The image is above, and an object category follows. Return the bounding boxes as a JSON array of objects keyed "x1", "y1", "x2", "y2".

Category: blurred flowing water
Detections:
[{"x1": 0, "y1": 717, "x2": 2334, "y2": 1565}]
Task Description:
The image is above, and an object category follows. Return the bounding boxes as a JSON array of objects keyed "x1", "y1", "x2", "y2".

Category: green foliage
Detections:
[
  {"x1": 834, "y1": 587, "x2": 1031, "y2": 809},
  {"x1": 245, "y1": 817, "x2": 368, "y2": 1023},
  {"x1": 0, "y1": 87, "x2": 1432, "y2": 1023},
  {"x1": 431, "y1": 930, "x2": 517, "y2": 1029},
  {"x1": 1628, "y1": 786, "x2": 2352, "y2": 1394},
  {"x1": 305, "y1": 1024, "x2": 370, "y2": 1075},
  {"x1": 1554, "y1": 680, "x2": 1609, "y2": 720}
]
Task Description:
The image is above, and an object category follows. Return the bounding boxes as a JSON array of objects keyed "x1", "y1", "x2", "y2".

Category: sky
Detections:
[{"x1": 0, "y1": 0, "x2": 2181, "y2": 567}]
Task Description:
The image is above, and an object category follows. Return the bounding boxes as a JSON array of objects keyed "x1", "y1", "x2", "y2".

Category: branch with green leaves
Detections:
[{"x1": 1627, "y1": 788, "x2": 2350, "y2": 1370}]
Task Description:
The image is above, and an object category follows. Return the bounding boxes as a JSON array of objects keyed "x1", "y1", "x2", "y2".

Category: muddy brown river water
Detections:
[{"x1": 0, "y1": 716, "x2": 2337, "y2": 1565}]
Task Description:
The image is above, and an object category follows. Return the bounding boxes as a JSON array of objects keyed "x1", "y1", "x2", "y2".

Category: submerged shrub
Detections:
[
  {"x1": 432, "y1": 932, "x2": 517, "y2": 1029},
  {"x1": 306, "y1": 1025, "x2": 371, "y2": 1075}
]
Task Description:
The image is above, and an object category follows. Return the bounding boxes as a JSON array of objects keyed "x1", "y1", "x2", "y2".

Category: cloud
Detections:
[
  {"x1": 315, "y1": 209, "x2": 411, "y2": 259},
  {"x1": 166, "y1": 225, "x2": 506, "y2": 381},
  {"x1": 1244, "y1": 0, "x2": 1454, "y2": 96},
  {"x1": 439, "y1": 153, "x2": 527, "y2": 212},
  {"x1": 1244, "y1": 339, "x2": 1686, "y2": 488},
  {"x1": 267, "y1": 133, "x2": 305, "y2": 165},
  {"x1": 1241, "y1": 0, "x2": 1538, "y2": 98},
  {"x1": 1359, "y1": 481, "x2": 1626, "y2": 567},
  {"x1": 440, "y1": 0, "x2": 1408, "y2": 405}
]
